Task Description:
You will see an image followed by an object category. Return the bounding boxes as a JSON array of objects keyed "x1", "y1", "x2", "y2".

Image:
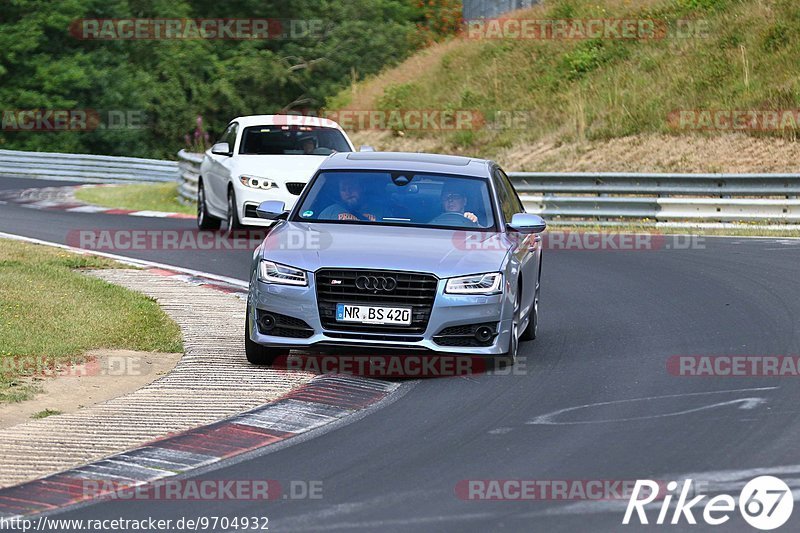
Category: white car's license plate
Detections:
[{"x1": 336, "y1": 304, "x2": 412, "y2": 325}]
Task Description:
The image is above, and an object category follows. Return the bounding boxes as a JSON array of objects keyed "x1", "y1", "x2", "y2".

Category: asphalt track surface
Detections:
[{"x1": 3, "y1": 176, "x2": 800, "y2": 532}]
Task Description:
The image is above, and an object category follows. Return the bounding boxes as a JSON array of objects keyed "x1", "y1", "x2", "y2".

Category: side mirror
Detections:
[
  {"x1": 256, "y1": 200, "x2": 288, "y2": 220},
  {"x1": 507, "y1": 213, "x2": 546, "y2": 234},
  {"x1": 359, "y1": 145, "x2": 375, "y2": 152},
  {"x1": 211, "y1": 142, "x2": 231, "y2": 156}
]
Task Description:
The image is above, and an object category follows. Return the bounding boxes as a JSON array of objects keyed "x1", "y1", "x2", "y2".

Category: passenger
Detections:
[{"x1": 319, "y1": 175, "x2": 383, "y2": 222}]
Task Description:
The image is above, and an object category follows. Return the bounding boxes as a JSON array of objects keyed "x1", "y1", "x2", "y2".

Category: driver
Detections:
[
  {"x1": 440, "y1": 184, "x2": 478, "y2": 223},
  {"x1": 319, "y1": 175, "x2": 383, "y2": 222},
  {"x1": 300, "y1": 136, "x2": 316, "y2": 155}
]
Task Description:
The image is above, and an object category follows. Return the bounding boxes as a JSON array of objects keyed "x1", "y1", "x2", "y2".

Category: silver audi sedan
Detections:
[{"x1": 245, "y1": 152, "x2": 545, "y2": 366}]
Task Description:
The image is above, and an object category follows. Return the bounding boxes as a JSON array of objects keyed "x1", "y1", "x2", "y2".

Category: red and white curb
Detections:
[
  {"x1": 0, "y1": 232, "x2": 249, "y2": 298},
  {"x1": 0, "y1": 375, "x2": 398, "y2": 518},
  {"x1": 145, "y1": 267, "x2": 249, "y2": 299},
  {"x1": 0, "y1": 185, "x2": 194, "y2": 220},
  {"x1": 0, "y1": 232, "x2": 405, "y2": 518}
]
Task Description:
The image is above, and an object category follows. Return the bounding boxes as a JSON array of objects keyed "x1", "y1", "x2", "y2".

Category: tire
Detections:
[
  {"x1": 496, "y1": 288, "x2": 521, "y2": 369},
  {"x1": 225, "y1": 188, "x2": 243, "y2": 237},
  {"x1": 245, "y1": 306, "x2": 288, "y2": 366},
  {"x1": 519, "y1": 279, "x2": 539, "y2": 341},
  {"x1": 197, "y1": 181, "x2": 221, "y2": 230}
]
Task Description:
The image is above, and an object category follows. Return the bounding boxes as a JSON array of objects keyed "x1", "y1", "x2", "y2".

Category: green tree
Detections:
[{"x1": 0, "y1": 0, "x2": 461, "y2": 158}]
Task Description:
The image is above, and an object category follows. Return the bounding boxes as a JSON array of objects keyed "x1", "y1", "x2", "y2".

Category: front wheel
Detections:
[
  {"x1": 495, "y1": 290, "x2": 521, "y2": 369},
  {"x1": 245, "y1": 309, "x2": 288, "y2": 366},
  {"x1": 519, "y1": 280, "x2": 539, "y2": 341},
  {"x1": 197, "y1": 182, "x2": 221, "y2": 230},
  {"x1": 225, "y1": 188, "x2": 243, "y2": 237}
]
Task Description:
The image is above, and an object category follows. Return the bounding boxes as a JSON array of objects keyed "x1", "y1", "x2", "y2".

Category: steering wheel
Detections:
[{"x1": 430, "y1": 211, "x2": 479, "y2": 227}]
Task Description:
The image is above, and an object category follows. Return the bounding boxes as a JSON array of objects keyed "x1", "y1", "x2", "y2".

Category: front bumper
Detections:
[
  {"x1": 247, "y1": 275, "x2": 514, "y2": 355},
  {"x1": 235, "y1": 183, "x2": 302, "y2": 227}
]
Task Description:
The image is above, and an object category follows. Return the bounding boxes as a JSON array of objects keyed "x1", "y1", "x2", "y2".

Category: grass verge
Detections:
[
  {"x1": 0, "y1": 239, "x2": 183, "y2": 404},
  {"x1": 335, "y1": 0, "x2": 800, "y2": 162},
  {"x1": 31, "y1": 409, "x2": 62, "y2": 419},
  {"x1": 74, "y1": 182, "x2": 195, "y2": 215}
]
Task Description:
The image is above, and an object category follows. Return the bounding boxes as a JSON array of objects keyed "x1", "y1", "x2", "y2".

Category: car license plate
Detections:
[{"x1": 336, "y1": 304, "x2": 412, "y2": 325}]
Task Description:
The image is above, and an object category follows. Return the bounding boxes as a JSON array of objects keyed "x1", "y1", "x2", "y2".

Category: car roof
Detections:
[
  {"x1": 229, "y1": 114, "x2": 345, "y2": 131},
  {"x1": 318, "y1": 152, "x2": 494, "y2": 178}
]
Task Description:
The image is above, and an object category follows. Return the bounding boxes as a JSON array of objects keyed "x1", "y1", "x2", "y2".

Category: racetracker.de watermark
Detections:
[
  {"x1": 0, "y1": 354, "x2": 147, "y2": 378},
  {"x1": 667, "y1": 355, "x2": 800, "y2": 377},
  {"x1": 668, "y1": 109, "x2": 800, "y2": 131},
  {"x1": 463, "y1": 18, "x2": 709, "y2": 40},
  {"x1": 452, "y1": 231, "x2": 705, "y2": 252},
  {"x1": 323, "y1": 109, "x2": 483, "y2": 131},
  {"x1": 69, "y1": 18, "x2": 326, "y2": 40},
  {"x1": 67, "y1": 229, "x2": 273, "y2": 251},
  {"x1": 273, "y1": 354, "x2": 526, "y2": 378},
  {"x1": 74, "y1": 479, "x2": 322, "y2": 501},
  {"x1": 67, "y1": 230, "x2": 705, "y2": 253},
  {"x1": 456, "y1": 479, "x2": 666, "y2": 501},
  {"x1": 1, "y1": 109, "x2": 146, "y2": 131}
]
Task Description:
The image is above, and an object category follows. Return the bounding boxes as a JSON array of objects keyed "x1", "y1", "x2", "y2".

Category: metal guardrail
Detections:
[
  {"x1": 0, "y1": 149, "x2": 178, "y2": 183},
  {"x1": 177, "y1": 149, "x2": 202, "y2": 205},
  {"x1": 511, "y1": 172, "x2": 800, "y2": 224},
  {"x1": 176, "y1": 151, "x2": 800, "y2": 225},
  {"x1": 3, "y1": 149, "x2": 797, "y2": 225}
]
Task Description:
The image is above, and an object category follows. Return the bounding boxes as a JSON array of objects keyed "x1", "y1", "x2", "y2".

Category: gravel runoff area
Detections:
[{"x1": 0, "y1": 269, "x2": 316, "y2": 488}]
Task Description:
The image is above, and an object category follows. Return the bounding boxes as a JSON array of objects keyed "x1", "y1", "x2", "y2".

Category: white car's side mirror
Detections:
[
  {"x1": 359, "y1": 145, "x2": 375, "y2": 152},
  {"x1": 211, "y1": 142, "x2": 232, "y2": 156}
]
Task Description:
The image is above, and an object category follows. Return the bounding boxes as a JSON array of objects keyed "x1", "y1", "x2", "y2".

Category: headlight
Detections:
[
  {"x1": 445, "y1": 272, "x2": 503, "y2": 295},
  {"x1": 240, "y1": 175, "x2": 277, "y2": 190},
  {"x1": 258, "y1": 260, "x2": 307, "y2": 286}
]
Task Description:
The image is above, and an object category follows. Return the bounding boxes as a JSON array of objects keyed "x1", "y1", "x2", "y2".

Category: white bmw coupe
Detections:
[{"x1": 197, "y1": 114, "x2": 357, "y2": 234}]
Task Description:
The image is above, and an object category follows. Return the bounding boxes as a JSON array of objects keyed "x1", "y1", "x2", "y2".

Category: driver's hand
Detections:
[{"x1": 464, "y1": 212, "x2": 478, "y2": 223}]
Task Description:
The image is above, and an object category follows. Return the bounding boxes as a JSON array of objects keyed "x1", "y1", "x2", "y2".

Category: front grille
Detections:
[
  {"x1": 244, "y1": 204, "x2": 259, "y2": 218},
  {"x1": 257, "y1": 310, "x2": 314, "y2": 338},
  {"x1": 433, "y1": 322, "x2": 497, "y2": 347},
  {"x1": 316, "y1": 269, "x2": 438, "y2": 334},
  {"x1": 286, "y1": 182, "x2": 305, "y2": 195}
]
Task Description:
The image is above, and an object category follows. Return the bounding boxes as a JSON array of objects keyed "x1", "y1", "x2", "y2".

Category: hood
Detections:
[
  {"x1": 260, "y1": 222, "x2": 513, "y2": 279},
  {"x1": 232, "y1": 155, "x2": 326, "y2": 181}
]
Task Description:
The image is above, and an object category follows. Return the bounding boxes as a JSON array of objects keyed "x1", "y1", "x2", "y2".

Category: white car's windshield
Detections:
[
  {"x1": 239, "y1": 125, "x2": 351, "y2": 155},
  {"x1": 293, "y1": 171, "x2": 497, "y2": 230}
]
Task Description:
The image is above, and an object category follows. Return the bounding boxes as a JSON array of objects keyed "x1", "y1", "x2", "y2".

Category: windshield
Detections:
[
  {"x1": 239, "y1": 125, "x2": 351, "y2": 155},
  {"x1": 292, "y1": 171, "x2": 497, "y2": 230}
]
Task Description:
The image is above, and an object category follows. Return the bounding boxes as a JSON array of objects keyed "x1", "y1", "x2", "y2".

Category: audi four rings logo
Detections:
[{"x1": 355, "y1": 276, "x2": 397, "y2": 291}]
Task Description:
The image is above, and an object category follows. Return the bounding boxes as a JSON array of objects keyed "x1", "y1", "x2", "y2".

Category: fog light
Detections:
[
  {"x1": 259, "y1": 313, "x2": 276, "y2": 332},
  {"x1": 475, "y1": 326, "x2": 493, "y2": 343}
]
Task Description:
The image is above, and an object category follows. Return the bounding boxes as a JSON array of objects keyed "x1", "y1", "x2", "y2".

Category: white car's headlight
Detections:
[
  {"x1": 258, "y1": 260, "x2": 307, "y2": 286},
  {"x1": 445, "y1": 272, "x2": 503, "y2": 295},
  {"x1": 240, "y1": 175, "x2": 277, "y2": 190}
]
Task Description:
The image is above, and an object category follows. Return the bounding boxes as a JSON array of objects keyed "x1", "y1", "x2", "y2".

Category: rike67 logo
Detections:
[{"x1": 623, "y1": 476, "x2": 793, "y2": 530}]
